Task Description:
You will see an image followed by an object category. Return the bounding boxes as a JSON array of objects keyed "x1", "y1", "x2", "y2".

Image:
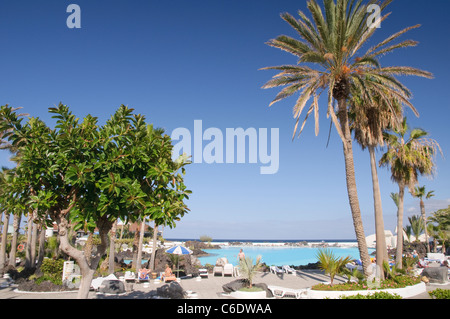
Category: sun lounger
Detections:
[
  {"x1": 270, "y1": 266, "x2": 284, "y2": 275},
  {"x1": 159, "y1": 271, "x2": 177, "y2": 282},
  {"x1": 137, "y1": 269, "x2": 150, "y2": 282},
  {"x1": 282, "y1": 265, "x2": 296, "y2": 274},
  {"x1": 199, "y1": 268, "x2": 208, "y2": 278},
  {"x1": 268, "y1": 285, "x2": 309, "y2": 299},
  {"x1": 213, "y1": 266, "x2": 223, "y2": 276},
  {"x1": 124, "y1": 271, "x2": 136, "y2": 282},
  {"x1": 223, "y1": 264, "x2": 234, "y2": 277}
]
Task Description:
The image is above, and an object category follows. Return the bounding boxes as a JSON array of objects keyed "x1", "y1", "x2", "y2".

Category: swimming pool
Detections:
[{"x1": 197, "y1": 246, "x2": 374, "y2": 266}]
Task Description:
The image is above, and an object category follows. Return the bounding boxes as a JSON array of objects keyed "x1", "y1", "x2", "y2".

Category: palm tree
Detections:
[
  {"x1": 408, "y1": 215, "x2": 424, "y2": 243},
  {"x1": 412, "y1": 185, "x2": 434, "y2": 252},
  {"x1": 261, "y1": 0, "x2": 432, "y2": 276},
  {"x1": 316, "y1": 248, "x2": 353, "y2": 286},
  {"x1": 350, "y1": 89, "x2": 403, "y2": 278},
  {"x1": 380, "y1": 118, "x2": 441, "y2": 268},
  {"x1": 403, "y1": 225, "x2": 412, "y2": 243},
  {"x1": 239, "y1": 255, "x2": 263, "y2": 289}
]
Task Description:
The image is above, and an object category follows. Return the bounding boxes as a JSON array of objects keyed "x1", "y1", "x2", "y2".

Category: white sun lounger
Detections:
[
  {"x1": 270, "y1": 266, "x2": 284, "y2": 275},
  {"x1": 223, "y1": 263, "x2": 234, "y2": 277},
  {"x1": 282, "y1": 265, "x2": 296, "y2": 274},
  {"x1": 268, "y1": 285, "x2": 309, "y2": 299}
]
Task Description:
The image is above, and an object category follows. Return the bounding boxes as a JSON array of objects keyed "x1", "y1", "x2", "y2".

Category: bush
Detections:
[
  {"x1": 428, "y1": 288, "x2": 450, "y2": 299},
  {"x1": 37, "y1": 258, "x2": 65, "y2": 286},
  {"x1": 312, "y1": 275, "x2": 421, "y2": 291},
  {"x1": 40, "y1": 258, "x2": 65, "y2": 276},
  {"x1": 35, "y1": 274, "x2": 63, "y2": 286},
  {"x1": 340, "y1": 291, "x2": 402, "y2": 299}
]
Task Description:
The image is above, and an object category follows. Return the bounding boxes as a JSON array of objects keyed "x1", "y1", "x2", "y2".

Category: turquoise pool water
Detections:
[{"x1": 197, "y1": 246, "x2": 374, "y2": 267}]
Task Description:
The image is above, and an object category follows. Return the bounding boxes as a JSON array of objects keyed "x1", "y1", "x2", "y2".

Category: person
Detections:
[
  {"x1": 162, "y1": 264, "x2": 176, "y2": 282},
  {"x1": 238, "y1": 249, "x2": 245, "y2": 261},
  {"x1": 138, "y1": 268, "x2": 150, "y2": 280},
  {"x1": 412, "y1": 250, "x2": 418, "y2": 258}
]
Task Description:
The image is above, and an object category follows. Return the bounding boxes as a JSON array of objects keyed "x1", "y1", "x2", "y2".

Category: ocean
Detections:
[
  {"x1": 165, "y1": 238, "x2": 371, "y2": 267},
  {"x1": 196, "y1": 245, "x2": 372, "y2": 267}
]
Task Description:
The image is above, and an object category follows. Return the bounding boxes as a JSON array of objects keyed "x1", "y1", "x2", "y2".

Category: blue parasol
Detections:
[{"x1": 165, "y1": 245, "x2": 193, "y2": 277}]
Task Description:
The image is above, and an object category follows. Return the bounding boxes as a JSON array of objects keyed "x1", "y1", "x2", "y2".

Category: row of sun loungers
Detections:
[{"x1": 270, "y1": 265, "x2": 296, "y2": 275}]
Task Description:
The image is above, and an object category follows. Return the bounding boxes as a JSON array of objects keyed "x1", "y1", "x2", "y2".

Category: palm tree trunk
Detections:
[
  {"x1": 30, "y1": 218, "x2": 38, "y2": 268},
  {"x1": 0, "y1": 212, "x2": 10, "y2": 274},
  {"x1": 136, "y1": 217, "x2": 146, "y2": 270},
  {"x1": 25, "y1": 213, "x2": 33, "y2": 269},
  {"x1": 337, "y1": 98, "x2": 371, "y2": 276},
  {"x1": 420, "y1": 199, "x2": 430, "y2": 253},
  {"x1": 37, "y1": 223, "x2": 46, "y2": 268},
  {"x1": 108, "y1": 220, "x2": 117, "y2": 274},
  {"x1": 8, "y1": 213, "x2": 21, "y2": 267},
  {"x1": 396, "y1": 184, "x2": 405, "y2": 269},
  {"x1": 150, "y1": 222, "x2": 158, "y2": 270},
  {"x1": 131, "y1": 224, "x2": 140, "y2": 269},
  {"x1": 369, "y1": 145, "x2": 388, "y2": 279}
]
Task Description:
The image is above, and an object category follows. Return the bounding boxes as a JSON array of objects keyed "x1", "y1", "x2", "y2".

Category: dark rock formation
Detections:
[{"x1": 156, "y1": 281, "x2": 186, "y2": 299}]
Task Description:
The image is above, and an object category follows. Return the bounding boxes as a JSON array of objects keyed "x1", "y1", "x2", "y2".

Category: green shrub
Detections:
[
  {"x1": 428, "y1": 288, "x2": 450, "y2": 299},
  {"x1": 35, "y1": 274, "x2": 63, "y2": 286},
  {"x1": 312, "y1": 275, "x2": 421, "y2": 291},
  {"x1": 40, "y1": 258, "x2": 65, "y2": 276},
  {"x1": 340, "y1": 291, "x2": 402, "y2": 299}
]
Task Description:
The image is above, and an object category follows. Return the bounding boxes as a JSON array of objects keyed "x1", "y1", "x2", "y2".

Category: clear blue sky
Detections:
[{"x1": 0, "y1": 0, "x2": 448, "y2": 240}]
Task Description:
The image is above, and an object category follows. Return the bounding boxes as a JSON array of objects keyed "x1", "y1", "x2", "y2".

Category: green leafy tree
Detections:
[
  {"x1": 0, "y1": 104, "x2": 191, "y2": 298},
  {"x1": 260, "y1": 0, "x2": 432, "y2": 276},
  {"x1": 428, "y1": 206, "x2": 450, "y2": 254}
]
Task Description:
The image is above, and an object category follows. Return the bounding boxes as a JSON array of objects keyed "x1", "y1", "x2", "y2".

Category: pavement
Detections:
[{"x1": 0, "y1": 269, "x2": 448, "y2": 299}]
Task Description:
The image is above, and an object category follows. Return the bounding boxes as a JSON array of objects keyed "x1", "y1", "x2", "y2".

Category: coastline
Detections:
[
  {"x1": 179, "y1": 240, "x2": 366, "y2": 269},
  {"x1": 167, "y1": 239, "x2": 359, "y2": 248}
]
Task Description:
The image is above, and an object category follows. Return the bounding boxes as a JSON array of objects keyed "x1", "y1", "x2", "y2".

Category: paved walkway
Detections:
[{"x1": 0, "y1": 270, "x2": 448, "y2": 299}]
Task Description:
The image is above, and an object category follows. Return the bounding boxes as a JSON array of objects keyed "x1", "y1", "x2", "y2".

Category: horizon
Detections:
[{"x1": 0, "y1": 0, "x2": 449, "y2": 241}]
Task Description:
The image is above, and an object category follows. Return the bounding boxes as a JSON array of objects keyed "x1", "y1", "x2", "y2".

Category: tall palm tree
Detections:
[
  {"x1": 350, "y1": 89, "x2": 403, "y2": 278},
  {"x1": 380, "y1": 118, "x2": 441, "y2": 268},
  {"x1": 412, "y1": 185, "x2": 434, "y2": 252},
  {"x1": 260, "y1": 0, "x2": 432, "y2": 276}
]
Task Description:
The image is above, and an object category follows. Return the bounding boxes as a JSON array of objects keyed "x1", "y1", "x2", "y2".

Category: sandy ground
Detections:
[{"x1": 0, "y1": 269, "x2": 448, "y2": 300}]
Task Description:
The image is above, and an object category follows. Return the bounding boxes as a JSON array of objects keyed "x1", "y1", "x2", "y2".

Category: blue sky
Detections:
[{"x1": 0, "y1": 0, "x2": 449, "y2": 240}]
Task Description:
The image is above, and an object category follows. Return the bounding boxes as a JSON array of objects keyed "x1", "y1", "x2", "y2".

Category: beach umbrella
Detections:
[{"x1": 165, "y1": 245, "x2": 193, "y2": 277}]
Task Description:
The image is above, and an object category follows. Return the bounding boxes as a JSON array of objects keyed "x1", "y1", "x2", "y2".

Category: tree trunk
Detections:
[
  {"x1": 30, "y1": 218, "x2": 38, "y2": 269},
  {"x1": 369, "y1": 145, "x2": 388, "y2": 279},
  {"x1": 57, "y1": 214, "x2": 112, "y2": 299},
  {"x1": 420, "y1": 199, "x2": 430, "y2": 253},
  {"x1": 9, "y1": 213, "x2": 21, "y2": 267},
  {"x1": 37, "y1": 223, "x2": 46, "y2": 268},
  {"x1": 108, "y1": 220, "x2": 117, "y2": 274},
  {"x1": 25, "y1": 213, "x2": 33, "y2": 269},
  {"x1": 150, "y1": 222, "x2": 158, "y2": 271},
  {"x1": 136, "y1": 217, "x2": 146, "y2": 270},
  {"x1": 0, "y1": 212, "x2": 10, "y2": 274},
  {"x1": 132, "y1": 224, "x2": 140, "y2": 269},
  {"x1": 396, "y1": 184, "x2": 405, "y2": 269},
  {"x1": 337, "y1": 98, "x2": 371, "y2": 277}
]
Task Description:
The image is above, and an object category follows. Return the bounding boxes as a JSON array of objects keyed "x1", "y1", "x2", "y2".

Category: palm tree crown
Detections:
[
  {"x1": 261, "y1": 0, "x2": 432, "y2": 141},
  {"x1": 380, "y1": 118, "x2": 442, "y2": 190}
]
